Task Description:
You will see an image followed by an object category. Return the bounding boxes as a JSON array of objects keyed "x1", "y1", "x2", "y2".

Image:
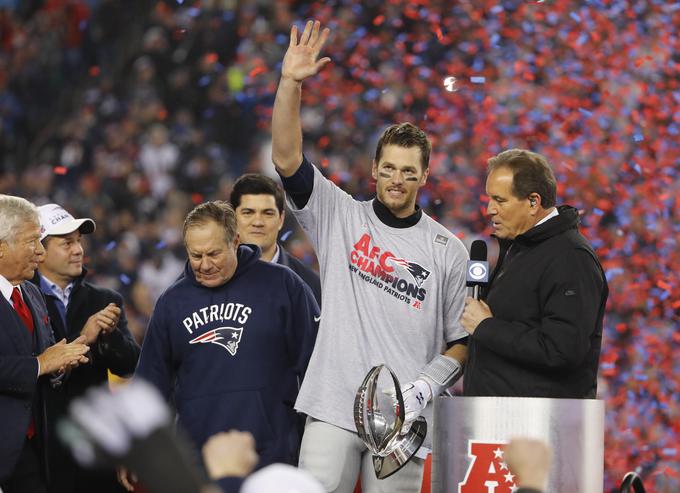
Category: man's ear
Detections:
[
  {"x1": 371, "y1": 160, "x2": 378, "y2": 180},
  {"x1": 420, "y1": 167, "x2": 430, "y2": 186},
  {"x1": 278, "y1": 209, "x2": 285, "y2": 232},
  {"x1": 528, "y1": 193, "x2": 541, "y2": 208}
]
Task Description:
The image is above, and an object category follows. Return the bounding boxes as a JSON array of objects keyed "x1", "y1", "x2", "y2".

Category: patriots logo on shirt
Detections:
[
  {"x1": 385, "y1": 256, "x2": 432, "y2": 287},
  {"x1": 189, "y1": 327, "x2": 243, "y2": 356}
]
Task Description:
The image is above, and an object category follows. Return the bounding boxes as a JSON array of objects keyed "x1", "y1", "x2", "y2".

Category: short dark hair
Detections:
[
  {"x1": 230, "y1": 174, "x2": 284, "y2": 214},
  {"x1": 374, "y1": 123, "x2": 431, "y2": 170},
  {"x1": 183, "y1": 201, "x2": 237, "y2": 244},
  {"x1": 487, "y1": 149, "x2": 557, "y2": 208}
]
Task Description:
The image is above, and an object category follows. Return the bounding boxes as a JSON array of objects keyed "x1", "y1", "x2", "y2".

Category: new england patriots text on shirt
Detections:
[{"x1": 349, "y1": 233, "x2": 431, "y2": 310}]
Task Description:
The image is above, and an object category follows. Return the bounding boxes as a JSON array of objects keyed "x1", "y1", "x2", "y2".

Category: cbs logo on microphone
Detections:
[{"x1": 466, "y1": 261, "x2": 488, "y2": 283}]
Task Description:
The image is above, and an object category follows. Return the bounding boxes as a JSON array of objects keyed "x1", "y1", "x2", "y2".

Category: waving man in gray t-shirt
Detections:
[{"x1": 272, "y1": 20, "x2": 469, "y2": 493}]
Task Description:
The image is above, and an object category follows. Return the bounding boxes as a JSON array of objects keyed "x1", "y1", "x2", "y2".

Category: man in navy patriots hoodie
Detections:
[{"x1": 120, "y1": 201, "x2": 319, "y2": 493}]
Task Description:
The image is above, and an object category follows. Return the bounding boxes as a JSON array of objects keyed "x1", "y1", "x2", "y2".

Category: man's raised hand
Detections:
[{"x1": 281, "y1": 20, "x2": 331, "y2": 82}]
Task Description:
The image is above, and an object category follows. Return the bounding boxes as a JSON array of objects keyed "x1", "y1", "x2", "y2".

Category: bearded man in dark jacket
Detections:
[{"x1": 461, "y1": 149, "x2": 608, "y2": 398}]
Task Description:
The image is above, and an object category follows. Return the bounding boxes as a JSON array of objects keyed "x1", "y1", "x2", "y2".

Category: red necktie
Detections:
[{"x1": 11, "y1": 287, "x2": 36, "y2": 439}]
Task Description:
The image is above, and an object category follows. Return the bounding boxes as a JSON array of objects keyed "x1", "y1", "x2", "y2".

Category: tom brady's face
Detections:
[{"x1": 372, "y1": 144, "x2": 428, "y2": 218}]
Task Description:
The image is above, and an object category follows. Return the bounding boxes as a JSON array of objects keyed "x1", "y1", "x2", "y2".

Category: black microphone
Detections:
[{"x1": 466, "y1": 239, "x2": 489, "y2": 299}]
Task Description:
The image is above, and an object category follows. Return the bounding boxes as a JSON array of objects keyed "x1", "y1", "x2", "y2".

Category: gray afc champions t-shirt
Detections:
[{"x1": 290, "y1": 165, "x2": 469, "y2": 437}]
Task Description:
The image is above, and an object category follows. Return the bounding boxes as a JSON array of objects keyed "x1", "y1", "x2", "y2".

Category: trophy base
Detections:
[{"x1": 372, "y1": 418, "x2": 427, "y2": 479}]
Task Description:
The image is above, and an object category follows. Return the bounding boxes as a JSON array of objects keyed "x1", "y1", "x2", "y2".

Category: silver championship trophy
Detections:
[{"x1": 354, "y1": 365, "x2": 427, "y2": 479}]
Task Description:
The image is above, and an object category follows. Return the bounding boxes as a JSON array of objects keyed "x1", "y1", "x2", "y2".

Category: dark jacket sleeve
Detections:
[
  {"x1": 0, "y1": 297, "x2": 39, "y2": 395},
  {"x1": 472, "y1": 248, "x2": 605, "y2": 370},
  {"x1": 135, "y1": 298, "x2": 174, "y2": 401},
  {"x1": 281, "y1": 249, "x2": 322, "y2": 308},
  {"x1": 284, "y1": 274, "x2": 320, "y2": 378},
  {"x1": 0, "y1": 356, "x2": 39, "y2": 396},
  {"x1": 216, "y1": 476, "x2": 244, "y2": 493},
  {"x1": 94, "y1": 291, "x2": 140, "y2": 376}
]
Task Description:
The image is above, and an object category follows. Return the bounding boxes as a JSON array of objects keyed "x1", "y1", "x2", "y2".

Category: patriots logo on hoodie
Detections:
[{"x1": 189, "y1": 327, "x2": 243, "y2": 356}]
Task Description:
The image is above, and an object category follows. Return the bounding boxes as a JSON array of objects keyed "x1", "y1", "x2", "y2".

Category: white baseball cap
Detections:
[
  {"x1": 38, "y1": 203, "x2": 96, "y2": 241},
  {"x1": 240, "y1": 464, "x2": 324, "y2": 493}
]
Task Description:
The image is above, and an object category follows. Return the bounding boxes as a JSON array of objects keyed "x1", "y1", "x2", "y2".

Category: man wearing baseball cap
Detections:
[{"x1": 31, "y1": 204, "x2": 140, "y2": 493}]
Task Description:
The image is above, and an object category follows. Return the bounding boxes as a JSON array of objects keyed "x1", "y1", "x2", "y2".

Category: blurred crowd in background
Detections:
[{"x1": 0, "y1": 0, "x2": 678, "y2": 490}]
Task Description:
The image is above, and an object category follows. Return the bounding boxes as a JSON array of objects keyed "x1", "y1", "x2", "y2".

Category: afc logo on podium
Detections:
[{"x1": 458, "y1": 440, "x2": 519, "y2": 493}]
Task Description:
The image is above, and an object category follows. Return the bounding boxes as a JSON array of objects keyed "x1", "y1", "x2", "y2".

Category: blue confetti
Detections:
[
  {"x1": 155, "y1": 240, "x2": 166, "y2": 250},
  {"x1": 364, "y1": 89, "x2": 380, "y2": 102},
  {"x1": 633, "y1": 134, "x2": 644, "y2": 142},
  {"x1": 472, "y1": 57, "x2": 485, "y2": 72},
  {"x1": 605, "y1": 268, "x2": 624, "y2": 281},
  {"x1": 579, "y1": 108, "x2": 593, "y2": 118},
  {"x1": 119, "y1": 274, "x2": 131, "y2": 285},
  {"x1": 105, "y1": 241, "x2": 117, "y2": 251},
  {"x1": 280, "y1": 230, "x2": 293, "y2": 241},
  {"x1": 470, "y1": 76, "x2": 486, "y2": 84}
]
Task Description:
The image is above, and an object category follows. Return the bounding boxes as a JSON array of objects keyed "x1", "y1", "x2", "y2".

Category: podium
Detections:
[{"x1": 432, "y1": 396, "x2": 604, "y2": 493}]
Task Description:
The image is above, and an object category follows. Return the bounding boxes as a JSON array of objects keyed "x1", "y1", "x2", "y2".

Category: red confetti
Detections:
[
  {"x1": 656, "y1": 280, "x2": 671, "y2": 291},
  {"x1": 249, "y1": 66, "x2": 266, "y2": 78}
]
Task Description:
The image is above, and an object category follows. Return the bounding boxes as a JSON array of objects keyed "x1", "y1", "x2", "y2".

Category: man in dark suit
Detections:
[
  {"x1": 230, "y1": 174, "x2": 321, "y2": 306},
  {"x1": 31, "y1": 203, "x2": 140, "y2": 493},
  {"x1": 0, "y1": 195, "x2": 90, "y2": 493}
]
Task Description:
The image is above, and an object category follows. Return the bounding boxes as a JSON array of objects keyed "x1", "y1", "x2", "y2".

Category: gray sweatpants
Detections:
[{"x1": 298, "y1": 418, "x2": 425, "y2": 493}]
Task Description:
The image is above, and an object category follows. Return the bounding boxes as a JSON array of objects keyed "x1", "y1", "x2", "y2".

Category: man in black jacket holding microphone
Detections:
[{"x1": 460, "y1": 149, "x2": 608, "y2": 398}]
